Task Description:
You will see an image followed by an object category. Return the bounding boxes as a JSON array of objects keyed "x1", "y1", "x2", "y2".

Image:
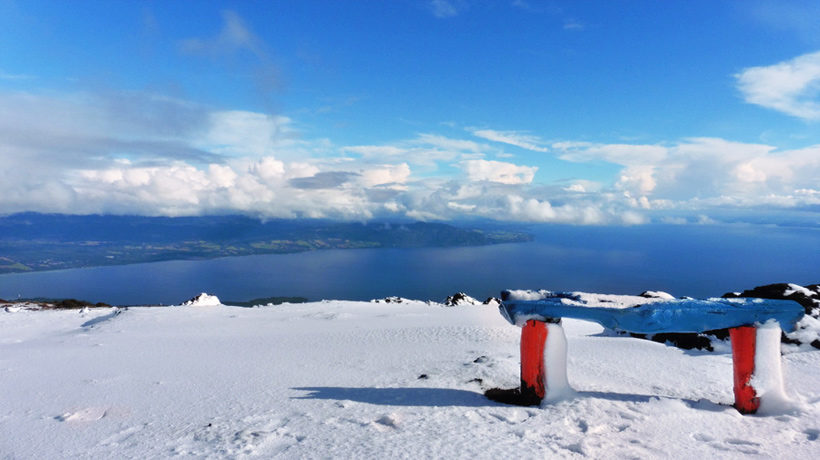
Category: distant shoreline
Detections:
[{"x1": 0, "y1": 213, "x2": 533, "y2": 275}]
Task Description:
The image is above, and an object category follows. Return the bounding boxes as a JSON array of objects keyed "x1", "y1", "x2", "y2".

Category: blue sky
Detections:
[{"x1": 1, "y1": 0, "x2": 819, "y2": 226}]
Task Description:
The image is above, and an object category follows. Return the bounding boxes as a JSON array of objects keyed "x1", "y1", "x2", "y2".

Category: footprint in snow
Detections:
[
  {"x1": 373, "y1": 413, "x2": 400, "y2": 430},
  {"x1": 55, "y1": 407, "x2": 108, "y2": 423},
  {"x1": 173, "y1": 415, "x2": 305, "y2": 457}
]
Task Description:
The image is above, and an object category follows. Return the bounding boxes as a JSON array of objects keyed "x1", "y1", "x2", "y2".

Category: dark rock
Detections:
[
  {"x1": 376, "y1": 296, "x2": 404, "y2": 304},
  {"x1": 417, "y1": 374, "x2": 428, "y2": 380},
  {"x1": 722, "y1": 282, "x2": 818, "y2": 314},
  {"x1": 623, "y1": 283, "x2": 820, "y2": 351},
  {"x1": 52, "y1": 298, "x2": 110, "y2": 309},
  {"x1": 649, "y1": 333, "x2": 714, "y2": 351},
  {"x1": 443, "y1": 292, "x2": 479, "y2": 306},
  {"x1": 722, "y1": 282, "x2": 819, "y2": 349}
]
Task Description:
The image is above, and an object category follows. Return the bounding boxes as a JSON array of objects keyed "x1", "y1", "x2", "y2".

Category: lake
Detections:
[{"x1": 0, "y1": 224, "x2": 817, "y2": 305}]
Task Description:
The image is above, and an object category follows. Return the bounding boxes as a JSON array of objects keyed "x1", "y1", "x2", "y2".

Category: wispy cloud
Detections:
[
  {"x1": 179, "y1": 10, "x2": 279, "y2": 97},
  {"x1": 563, "y1": 20, "x2": 585, "y2": 31},
  {"x1": 736, "y1": 50, "x2": 820, "y2": 120},
  {"x1": 553, "y1": 141, "x2": 666, "y2": 165},
  {"x1": 429, "y1": 0, "x2": 461, "y2": 18},
  {"x1": 746, "y1": 0, "x2": 820, "y2": 45},
  {"x1": 0, "y1": 70, "x2": 35, "y2": 81},
  {"x1": 179, "y1": 10, "x2": 259, "y2": 56},
  {"x1": 471, "y1": 129, "x2": 548, "y2": 152},
  {"x1": 344, "y1": 133, "x2": 488, "y2": 167}
]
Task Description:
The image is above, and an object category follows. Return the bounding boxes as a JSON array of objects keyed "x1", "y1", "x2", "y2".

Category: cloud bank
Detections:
[{"x1": 1, "y1": 86, "x2": 818, "y2": 226}]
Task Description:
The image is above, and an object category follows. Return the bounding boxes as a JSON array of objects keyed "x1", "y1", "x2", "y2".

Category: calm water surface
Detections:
[{"x1": 1, "y1": 225, "x2": 817, "y2": 305}]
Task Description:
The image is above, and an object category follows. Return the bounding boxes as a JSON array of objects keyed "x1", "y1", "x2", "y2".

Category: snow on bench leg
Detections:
[
  {"x1": 543, "y1": 322, "x2": 574, "y2": 404},
  {"x1": 752, "y1": 321, "x2": 793, "y2": 414},
  {"x1": 519, "y1": 319, "x2": 574, "y2": 407},
  {"x1": 730, "y1": 322, "x2": 792, "y2": 415},
  {"x1": 730, "y1": 326, "x2": 760, "y2": 414},
  {"x1": 520, "y1": 319, "x2": 547, "y2": 405}
]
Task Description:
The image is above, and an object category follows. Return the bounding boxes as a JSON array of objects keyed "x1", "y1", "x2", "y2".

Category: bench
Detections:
[{"x1": 488, "y1": 290, "x2": 805, "y2": 414}]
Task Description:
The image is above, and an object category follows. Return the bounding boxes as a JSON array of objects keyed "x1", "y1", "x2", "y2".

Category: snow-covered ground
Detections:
[{"x1": 2, "y1": 298, "x2": 819, "y2": 459}]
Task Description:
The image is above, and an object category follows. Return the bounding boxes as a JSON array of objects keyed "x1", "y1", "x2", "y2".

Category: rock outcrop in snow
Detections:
[
  {"x1": 724, "y1": 283, "x2": 820, "y2": 349},
  {"x1": 639, "y1": 290, "x2": 675, "y2": 300},
  {"x1": 443, "y1": 292, "x2": 481, "y2": 306},
  {"x1": 371, "y1": 296, "x2": 414, "y2": 304},
  {"x1": 180, "y1": 293, "x2": 222, "y2": 307},
  {"x1": 482, "y1": 297, "x2": 501, "y2": 307}
]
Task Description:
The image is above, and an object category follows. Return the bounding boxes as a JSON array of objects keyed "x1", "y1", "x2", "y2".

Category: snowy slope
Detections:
[{"x1": 1, "y1": 299, "x2": 819, "y2": 459}]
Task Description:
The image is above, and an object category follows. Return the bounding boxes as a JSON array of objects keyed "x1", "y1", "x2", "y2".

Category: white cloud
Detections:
[
  {"x1": 502, "y1": 195, "x2": 643, "y2": 225},
  {"x1": 736, "y1": 50, "x2": 820, "y2": 120},
  {"x1": 563, "y1": 180, "x2": 602, "y2": 194},
  {"x1": 615, "y1": 165, "x2": 657, "y2": 196},
  {"x1": 358, "y1": 163, "x2": 411, "y2": 187},
  {"x1": 460, "y1": 159, "x2": 537, "y2": 184},
  {"x1": 471, "y1": 129, "x2": 549, "y2": 152},
  {"x1": 203, "y1": 111, "x2": 296, "y2": 157},
  {"x1": 250, "y1": 157, "x2": 286, "y2": 180}
]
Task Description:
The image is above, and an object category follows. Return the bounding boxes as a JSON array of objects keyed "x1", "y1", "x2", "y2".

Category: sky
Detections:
[{"x1": 1, "y1": 0, "x2": 819, "y2": 226}]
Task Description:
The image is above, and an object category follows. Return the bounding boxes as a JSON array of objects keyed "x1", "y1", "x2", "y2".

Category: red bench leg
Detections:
[
  {"x1": 730, "y1": 326, "x2": 760, "y2": 414},
  {"x1": 521, "y1": 319, "x2": 548, "y2": 404}
]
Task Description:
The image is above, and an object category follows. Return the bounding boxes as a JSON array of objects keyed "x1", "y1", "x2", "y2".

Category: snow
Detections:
[
  {"x1": 504, "y1": 289, "x2": 554, "y2": 301},
  {"x1": 752, "y1": 321, "x2": 794, "y2": 415},
  {"x1": 784, "y1": 283, "x2": 814, "y2": 298},
  {"x1": 640, "y1": 290, "x2": 676, "y2": 300},
  {"x1": 1, "y1": 299, "x2": 819, "y2": 458},
  {"x1": 788, "y1": 315, "x2": 820, "y2": 347},
  {"x1": 505, "y1": 289, "x2": 677, "y2": 309},
  {"x1": 180, "y1": 292, "x2": 222, "y2": 306},
  {"x1": 543, "y1": 323, "x2": 574, "y2": 403}
]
